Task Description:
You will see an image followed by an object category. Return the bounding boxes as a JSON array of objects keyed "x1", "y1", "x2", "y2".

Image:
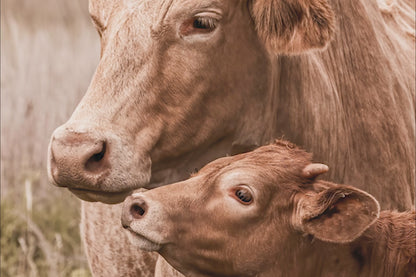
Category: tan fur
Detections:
[
  {"x1": 122, "y1": 141, "x2": 416, "y2": 277},
  {"x1": 47, "y1": 0, "x2": 415, "y2": 275},
  {"x1": 81, "y1": 201, "x2": 158, "y2": 276},
  {"x1": 250, "y1": 0, "x2": 335, "y2": 53},
  {"x1": 155, "y1": 256, "x2": 185, "y2": 277}
]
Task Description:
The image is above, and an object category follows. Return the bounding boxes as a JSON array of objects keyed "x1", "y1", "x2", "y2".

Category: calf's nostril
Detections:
[{"x1": 130, "y1": 203, "x2": 146, "y2": 219}]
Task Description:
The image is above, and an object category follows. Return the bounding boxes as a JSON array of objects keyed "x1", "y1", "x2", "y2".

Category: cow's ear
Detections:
[
  {"x1": 250, "y1": 0, "x2": 335, "y2": 54},
  {"x1": 89, "y1": 0, "x2": 117, "y2": 30},
  {"x1": 294, "y1": 185, "x2": 380, "y2": 243}
]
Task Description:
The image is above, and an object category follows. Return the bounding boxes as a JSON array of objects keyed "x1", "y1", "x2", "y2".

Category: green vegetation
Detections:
[
  {"x1": 1, "y1": 186, "x2": 91, "y2": 277},
  {"x1": 1, "y1": 0, "x2": 100, "y2": 275}
]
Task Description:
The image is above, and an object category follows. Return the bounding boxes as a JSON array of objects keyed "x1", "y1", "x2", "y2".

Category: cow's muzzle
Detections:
[{"x1": 48, "y1": 125, "x2": 111, "y2": 190}]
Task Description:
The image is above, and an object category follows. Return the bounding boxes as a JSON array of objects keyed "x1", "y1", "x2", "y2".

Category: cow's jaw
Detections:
[
  {"x1": 148, "y1": 135, "x2": 236, "y2": 188},
  {"x1": 68, "y1": 188, "x2": 131, "y2": 204}
]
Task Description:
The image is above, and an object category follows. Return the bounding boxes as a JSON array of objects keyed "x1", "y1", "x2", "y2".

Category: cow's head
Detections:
[
  {"x1": 48, "y1": 0, "x2": 334, "y2": 203},
  {"x1": 121, "y1": 141, "x2": 380, "y2": 276}
]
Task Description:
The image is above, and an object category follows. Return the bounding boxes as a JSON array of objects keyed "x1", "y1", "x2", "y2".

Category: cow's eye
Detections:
[
  {"x1": 180, "y1": 16, "x2": 218, "y2": 36},
  {"x1": 234, "y1": 187, "x2": 253, "y2": 204},
  {"x1": 192, "y1": 17, "x2": 217, "y2": 31}
]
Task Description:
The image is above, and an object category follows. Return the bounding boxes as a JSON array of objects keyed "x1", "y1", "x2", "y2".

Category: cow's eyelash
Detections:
[
  {"x1": 179, "y1": 16, "x2": 219, "y2": 37},
  {"x1": 193, "y1": 17, "x2": 217, "y2": 30}
]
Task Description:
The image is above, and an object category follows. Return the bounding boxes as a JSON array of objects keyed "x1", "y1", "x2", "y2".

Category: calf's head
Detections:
[
  {"x1": 121, "y1": 141, "x2": 380, "y2": 276},
  {"x1": 48, "y1": 0, "x2": 334, "y2": 203}
]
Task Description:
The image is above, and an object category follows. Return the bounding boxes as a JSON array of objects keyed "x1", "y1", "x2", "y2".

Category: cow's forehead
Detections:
[
  {"x1": 90, "y1": 0, "x2": 228, "y2": 15},
  {"x1": 89, "y1": 0, "x2": 234, "y2": 40}
]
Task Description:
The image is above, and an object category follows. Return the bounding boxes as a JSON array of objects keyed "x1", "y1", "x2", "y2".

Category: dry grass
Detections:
[{"x1": 1, "y1": 0, "x2": 100, "y2": 275}]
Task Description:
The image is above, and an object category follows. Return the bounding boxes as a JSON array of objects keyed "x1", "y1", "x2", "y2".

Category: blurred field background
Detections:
[{"x1": 1, "y1": 0, "x2": 100, "y2": 276}]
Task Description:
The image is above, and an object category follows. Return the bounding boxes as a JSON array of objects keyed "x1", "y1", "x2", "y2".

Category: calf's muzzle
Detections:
[{"x1": 121, "y1": 195, "x2": 148, "y2": 228}]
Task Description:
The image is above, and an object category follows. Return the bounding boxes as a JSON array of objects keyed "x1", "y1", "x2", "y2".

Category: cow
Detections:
[
  {"x1": 121, "y1": 140, "x2": 416, "y2": 277},
  {"x1": 47, "y1": 0, "x2": 415, "y2": 275}
]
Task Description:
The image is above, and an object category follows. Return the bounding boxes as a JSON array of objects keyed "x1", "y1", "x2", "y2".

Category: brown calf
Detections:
[{"x1": 122, "y1": 140, "x2": 416, "y2": 277}]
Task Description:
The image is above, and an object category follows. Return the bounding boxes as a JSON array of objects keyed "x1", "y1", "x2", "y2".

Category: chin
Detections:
[
  {"x1": 125, "y1": 229, "x2": 162, "y2": 252},
  {"x1": 69, "y1": 188, "x2": 131, "y2": 204}
]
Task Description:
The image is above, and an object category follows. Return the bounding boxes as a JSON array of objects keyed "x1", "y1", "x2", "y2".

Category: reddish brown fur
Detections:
[{"x1": 122, "y1": 141, "x2": 416, "y2": 277}]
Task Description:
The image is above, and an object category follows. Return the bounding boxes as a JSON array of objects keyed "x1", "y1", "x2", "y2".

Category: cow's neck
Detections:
[
  {"x1": 350, "y1": 211, "x2": 416, "y2": 277},
  {"x1": 268, "y1": 211, "x2": 415, "y2": 277},
  {"x1": 269, "y1": 0, "x2": 415, "y2": 210},
  {"x1": 262, "y1": 236, "x2": 358, "y2": 277}
]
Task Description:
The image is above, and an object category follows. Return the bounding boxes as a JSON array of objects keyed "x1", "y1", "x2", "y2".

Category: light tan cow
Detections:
[
  {"x1": 47, "y1": 0, "x2": 415, "y2": 275},
  {"x1": 122, "y1": 140, "x2": 416, "y2": 277}
]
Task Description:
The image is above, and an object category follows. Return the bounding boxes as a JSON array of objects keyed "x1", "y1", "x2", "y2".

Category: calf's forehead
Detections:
[
  {"x1": 198, "y1": 145, "x2": 312, "y2": 192},
  {"x1": 209, "y1": 144, "x2": 311, "y2": 175}
]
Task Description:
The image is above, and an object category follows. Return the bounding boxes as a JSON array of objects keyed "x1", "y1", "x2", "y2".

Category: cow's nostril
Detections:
[
  {"x1": 91, "y1": 142, "x2": 106, "y2": 162},
  {"x1": 130, "y1": 203, "x2": 146, "y2": 219},
  {"x1": 85, "y1": 141, "x2": 108, "y2": 173}
]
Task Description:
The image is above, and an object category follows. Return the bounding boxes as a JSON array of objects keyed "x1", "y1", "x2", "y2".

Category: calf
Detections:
[{"x1": 121, "y1": 140, "x2": 416, "y2": 277}]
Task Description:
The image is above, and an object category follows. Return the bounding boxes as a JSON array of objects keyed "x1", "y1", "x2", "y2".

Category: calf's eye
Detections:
[{"x1": 235, "y1": 188, "x2": 253, "y2": 204}]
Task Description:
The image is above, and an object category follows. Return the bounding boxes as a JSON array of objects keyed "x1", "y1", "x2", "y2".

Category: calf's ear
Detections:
[
  {"x1": 295, "y1": 185, "x2": 380, "y2": 243},
  {"x1": 250, "y1": 0, "x2": 335, "y2": 54}
]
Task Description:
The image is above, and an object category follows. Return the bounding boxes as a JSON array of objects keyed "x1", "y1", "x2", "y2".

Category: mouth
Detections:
[
  {"x1": 124, "y1": 227, "x2": 162, "y2": 252},
  {"x1": 69, "y1": 188, "x2": 131, "y2": 204}
]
